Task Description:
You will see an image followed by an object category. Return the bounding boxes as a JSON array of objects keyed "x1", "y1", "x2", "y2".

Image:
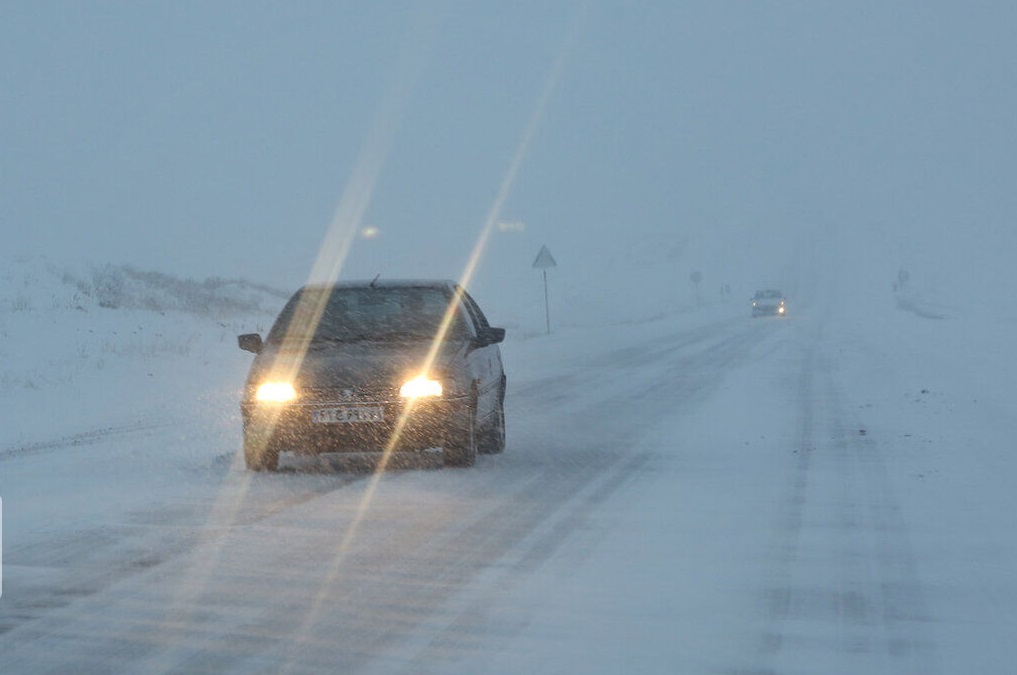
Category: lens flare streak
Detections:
[{"x1": 284, "y1": 14, "x2": 582, "y2": 662}]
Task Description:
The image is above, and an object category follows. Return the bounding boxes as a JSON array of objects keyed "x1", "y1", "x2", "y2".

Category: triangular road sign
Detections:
[{"x1": 532, "y1": 245, "x2": 557, "y2": 269}]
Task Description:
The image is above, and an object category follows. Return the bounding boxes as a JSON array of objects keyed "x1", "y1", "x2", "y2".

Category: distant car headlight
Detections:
[
  {"x1": 400, "y1": 376, "x2": 443, "y2": 398},
  {"x1": 778, "y1": 306, "x2": 786, "y2": 314},
  {"x1": 255, "y1": 382, "x2": 297, "y2": 403}
]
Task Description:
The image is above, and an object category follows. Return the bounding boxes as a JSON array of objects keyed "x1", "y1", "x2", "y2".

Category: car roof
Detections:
[
  {"x1": 297, "y1": 279, "x2": 459, "y2": 292},
  {"x1": 754, "y1": 289, "x2": 784, "y2": 297}
]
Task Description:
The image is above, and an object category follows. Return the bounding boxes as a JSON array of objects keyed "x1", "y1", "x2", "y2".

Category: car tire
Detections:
[
  {"x1": 444, "y1": 400, "x2": 477, "y2": 468},
  {"x1": 479, "y1": 387, "x2": 506, "y2": 455},
  {"x1": 244, "y1": 423, "x2": 280, "y2": 471}
]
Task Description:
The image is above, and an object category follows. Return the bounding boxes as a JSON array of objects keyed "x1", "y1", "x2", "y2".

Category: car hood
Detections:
[{"x1": 247, "y1": 338, "x2": 465, "y2": 390}]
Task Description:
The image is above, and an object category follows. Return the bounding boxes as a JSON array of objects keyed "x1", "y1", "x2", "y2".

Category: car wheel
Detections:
[
  {"x1": 244, "y1": 423, "x2": 280, "y2": 471},
  {"x1": 479, "y1": 388, "x2": 506, "y2": 455},
  {"x1": 444, "y1": 400, "x2": 477, "y2": 468}
]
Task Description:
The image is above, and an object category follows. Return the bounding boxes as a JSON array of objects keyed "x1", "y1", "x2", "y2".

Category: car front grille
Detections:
[{"x1": 301, "y1": 385, "x2": 398, "y2": 404}]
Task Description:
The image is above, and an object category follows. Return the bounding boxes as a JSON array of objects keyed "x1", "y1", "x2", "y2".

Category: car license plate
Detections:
[{"x1": 312, "y1": 406, "x2": 384, "y2": 424}]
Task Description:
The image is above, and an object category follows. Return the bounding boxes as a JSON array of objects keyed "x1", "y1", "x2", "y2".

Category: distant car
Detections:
[
  {"x1": 237, "y1": 280, "x2": 506, "y2": 471},
  {"x1": 751, "y1": 289, "x2": 787, "y2": 317}
]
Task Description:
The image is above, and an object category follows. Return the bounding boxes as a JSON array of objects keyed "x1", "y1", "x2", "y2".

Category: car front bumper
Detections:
[{"x1": 241, "y1": 395, "x2": 468, "y2": 455}]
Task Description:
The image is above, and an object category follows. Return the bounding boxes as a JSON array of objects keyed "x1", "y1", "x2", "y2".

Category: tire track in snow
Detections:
[
  {"x1": 0, "y1": 422, "x2": 180, "y2": 461},
  {"x1": 750, "y1": 319, "x2": 937, "y2": 674}
]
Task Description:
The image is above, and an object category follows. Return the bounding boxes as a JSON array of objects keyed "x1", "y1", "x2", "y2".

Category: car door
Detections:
[{"x1": 456, "y1": 287, "x2": 503, "y2": 421}]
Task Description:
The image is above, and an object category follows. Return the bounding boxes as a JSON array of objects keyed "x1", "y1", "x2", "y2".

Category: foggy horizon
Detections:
[{"x1": 5, "y1": 3, "x2": 1014, "y2": 312}]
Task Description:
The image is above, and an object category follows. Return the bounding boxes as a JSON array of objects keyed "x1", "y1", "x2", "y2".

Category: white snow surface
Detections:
[{"x1": 1, "y1": 253, "x2": 1015, "y2": 674}]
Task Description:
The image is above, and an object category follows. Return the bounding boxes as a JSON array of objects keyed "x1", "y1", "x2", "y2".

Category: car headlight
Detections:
[
  {"x1": 399, "y1": 376, "x2": 443, "y2": 398},
  {"x1": 255, "y1": 381, "x2": 297, "y2": 403}
]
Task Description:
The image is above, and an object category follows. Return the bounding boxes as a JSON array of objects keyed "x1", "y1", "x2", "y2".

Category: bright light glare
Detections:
[
  {"x1": 255, "y1": 382, "x2": 296, "y2": 403},
  {"x1": 778, "y1": 306, "x2": 786, "y2": 314},
  {"x1": 399, "y1": 376, "x2": 442, "y2": 398}
]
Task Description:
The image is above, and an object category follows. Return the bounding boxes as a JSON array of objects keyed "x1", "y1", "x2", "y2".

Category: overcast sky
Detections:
[{"x1": 3, "y1": 2, "x2": 1015, "y2": 301}]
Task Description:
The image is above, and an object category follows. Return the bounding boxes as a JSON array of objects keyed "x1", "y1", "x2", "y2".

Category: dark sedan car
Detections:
[{"x1": 237, "y1": 280, "x2": 506, "y2": 470}]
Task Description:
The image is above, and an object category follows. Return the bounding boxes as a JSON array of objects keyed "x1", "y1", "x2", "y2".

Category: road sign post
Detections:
[
  {"x1": 690, "y1": 270, "x2": 703, "y2": 308},
  {"x1": 532, "y1": 245, "x2": 557, "y2": 334}
]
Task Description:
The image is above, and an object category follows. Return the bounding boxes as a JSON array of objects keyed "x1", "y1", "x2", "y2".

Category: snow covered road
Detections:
[{"x1": 1, "y1": 298, "x2": 1015, "y2": 673}]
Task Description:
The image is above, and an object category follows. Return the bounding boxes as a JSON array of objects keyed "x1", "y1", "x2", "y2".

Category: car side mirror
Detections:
[
  {"x1": 475, "y1": 327, "x2": 505, "y2": 347},
  {"x1": 238, "y1": 333, "x2": 264, "y2": 354}
]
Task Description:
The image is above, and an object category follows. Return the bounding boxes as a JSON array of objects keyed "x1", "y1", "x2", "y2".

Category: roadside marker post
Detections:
[{"x1": 532, "y1": 245, "x2": 557, "y2": 335}]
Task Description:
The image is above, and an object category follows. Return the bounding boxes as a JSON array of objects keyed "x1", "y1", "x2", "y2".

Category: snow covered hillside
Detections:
[{"x1": 0, "y1": 256, "x2": 287, "y2": 451}]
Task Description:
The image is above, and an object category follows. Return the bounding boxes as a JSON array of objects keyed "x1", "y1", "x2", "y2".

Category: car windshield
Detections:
[{"x1": 266, "y1": 286, "x2": 465, "y2": 343}]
